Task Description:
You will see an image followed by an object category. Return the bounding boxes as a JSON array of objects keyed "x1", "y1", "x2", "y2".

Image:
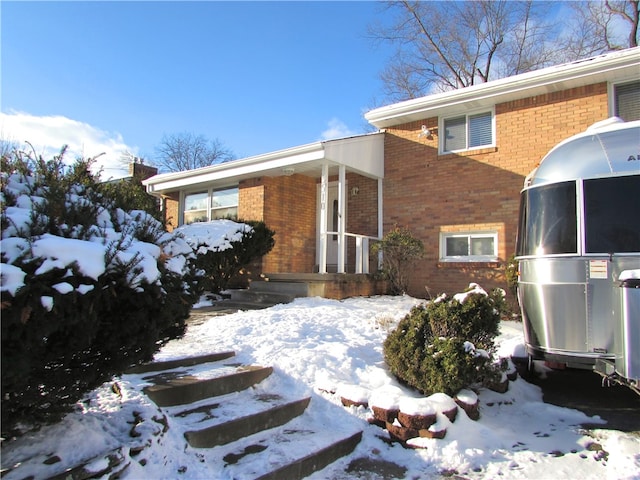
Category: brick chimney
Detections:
[{"x1": 128, "y1": 162, "x2": 158, "y2": 180}]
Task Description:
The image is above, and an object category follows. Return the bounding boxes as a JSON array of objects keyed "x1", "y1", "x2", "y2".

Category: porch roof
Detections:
[
  {"x1": 143, "y1": 132, "x2": 384, "y2": 195},
  {"x1": 365, "y1": 47, "x2": 640, "y2": 128}
]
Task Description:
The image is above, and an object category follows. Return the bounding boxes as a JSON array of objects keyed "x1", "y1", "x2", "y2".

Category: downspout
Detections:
[{"x1": 377, "y1": 177, "x2": 384, "y2": 270}]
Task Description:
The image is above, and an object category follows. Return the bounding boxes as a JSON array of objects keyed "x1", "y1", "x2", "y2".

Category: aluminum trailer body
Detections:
[{"x1": 515, "y1": 118, "x2": 640, "y2": 390}]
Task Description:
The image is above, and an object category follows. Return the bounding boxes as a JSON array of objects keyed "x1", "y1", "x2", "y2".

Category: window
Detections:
[
  {"x1": 184, "y1": 192, "x2": 208, "y2": 224},
  {"x1": 441, "y1": 232, "x2": 498, "y2": 261},
  {"x1": 516, "y1": 181, "x2": 577, "y2": 257},
  {"x1": 211, "y1": 187, "x2": 238, "y2": 220},
  {"x1": 183, "y1": 186, "x2": 238, "y2": 224},
  {"x1": 584, "y1": 175, "x2": 640, "y2": 254},
  {"x1": 613, "y1": 80, "x2": 640, "y2": 122},
  {"x1": 442, "y1": 111, "x2": 494, "y2": 153}
]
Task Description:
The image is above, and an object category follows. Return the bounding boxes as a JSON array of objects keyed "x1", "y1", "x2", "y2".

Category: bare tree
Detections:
[
  {"x1": 370, "y1": 0, "x2": 565, "y2": 101},
  {"x1": 0, "y1": 130, "x2": 20, "y2": 159},
  {"x1": 564, "y1": 0, "x2": 639, "y2": 57},
  {"x1": 154, "y1": 133, "x2": 235, "y2": 173}
]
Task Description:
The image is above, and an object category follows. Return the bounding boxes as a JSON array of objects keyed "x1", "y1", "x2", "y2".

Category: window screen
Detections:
[
  {"x1": 615, "y1": 81, "x2": 640, "y2": 122},
  {"x1": 469, "y1": 112, "x2": 492, "y2": 148},
  {"x1": 444, "y1": 116, "x2": 466, "y2": 152},
  {"x1": 443, "y1": 111, "x2": 493, "y2": 152}
]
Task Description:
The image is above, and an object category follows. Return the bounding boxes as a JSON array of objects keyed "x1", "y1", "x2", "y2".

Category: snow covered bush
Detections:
[
  {"x1": 383, "y1": 284, "x2": 503, "y2": 396},
  {"x1": 177, "y1": 219, "x2": 275, "y2": 293},
  {"x1": 0, "y1": 150, "x2": 199, "y2": 435}
]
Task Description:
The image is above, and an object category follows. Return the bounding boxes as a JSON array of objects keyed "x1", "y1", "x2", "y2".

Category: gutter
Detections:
[{"x1": 365, "y1": 47, "x2": 640, "y2": 128}]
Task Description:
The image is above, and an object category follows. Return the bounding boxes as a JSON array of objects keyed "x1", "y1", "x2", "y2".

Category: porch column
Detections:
[
  {"x1": 319, "y1": 163, "x2": 329, "y2": 274},
  {"x1": 337, "y1": 165, "x2": 346, "y2": 273}
]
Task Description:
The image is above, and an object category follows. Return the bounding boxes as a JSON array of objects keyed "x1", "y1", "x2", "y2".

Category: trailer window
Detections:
[
  {"x1": 584, "y1": 175, "x2": 640, "y2": 253},
  {"x1": 517, "y1": 181, "x2": 577, "y2": 256}
]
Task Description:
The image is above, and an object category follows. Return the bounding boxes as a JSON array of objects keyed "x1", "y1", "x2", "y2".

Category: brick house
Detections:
[{"x1": 144, "y1": 47, "x2": 639, "y2": 299}]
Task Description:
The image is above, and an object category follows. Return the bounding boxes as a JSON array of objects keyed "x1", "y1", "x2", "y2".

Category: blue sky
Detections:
[{"x1": 1, "y1": 1, "x2": 394, "y2": 177}]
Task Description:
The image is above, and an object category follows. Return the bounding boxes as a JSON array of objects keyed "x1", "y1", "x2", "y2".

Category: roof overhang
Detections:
[
  {"x1": 143, "y1": 132, "x2": 384, "y2": 195},
  {"x1": 365, "y1": 47, "x2": 640, "y2": 128}
]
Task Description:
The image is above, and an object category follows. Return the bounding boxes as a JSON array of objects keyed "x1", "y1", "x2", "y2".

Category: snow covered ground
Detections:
[{"x1": 2, "y1": 294, "x2": 639, "y2": 480}]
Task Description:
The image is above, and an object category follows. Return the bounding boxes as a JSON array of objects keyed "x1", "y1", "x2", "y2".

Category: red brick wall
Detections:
[
  {"x1": 345, "y1": 173, "x2": 379, "y2": 272},
  {"x1": 260, "y1": 174, "x2": 317, "y2": 273},
  {"x1": 239, "y1": 178, "x2": 265, "y2": 221},
  {"x1": 163, "y1": 193, "x2": 180, "y2": 232},
  {"x1": 383, "y1": 82, "x2": 609, "y2": 298}
]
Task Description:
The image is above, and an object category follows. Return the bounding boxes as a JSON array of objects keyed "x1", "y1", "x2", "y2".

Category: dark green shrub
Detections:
[
  {"x1": 1, "y1": 150, "x2": 198, "y2": 436},
  {"x1": 372, "y1": 226, "x2": 424, "y2": 294},
  {"x1": 383, "y1": 285, "x2": 502, "y2": 396},
  {"x1": 191, "y1": 220, "x2": 275, "y2": 294},
  {"x1": 505, "y1": 254, "x2": 519, "y2": 297}
]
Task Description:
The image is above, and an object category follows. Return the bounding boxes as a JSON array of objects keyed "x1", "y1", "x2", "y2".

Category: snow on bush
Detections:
[
  {"x1": 0, "y1": 155, "x2": 202, "y2": 434},
  {"x1": 1, "y1": 151, "x2": 272, "y2": 436}
]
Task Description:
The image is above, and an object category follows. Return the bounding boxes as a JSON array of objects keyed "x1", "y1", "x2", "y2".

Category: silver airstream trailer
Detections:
[{"x1": 515, "y1": 118, "x2": 640, "y2": 392}]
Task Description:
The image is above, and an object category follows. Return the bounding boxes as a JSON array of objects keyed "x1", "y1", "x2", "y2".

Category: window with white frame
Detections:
[
  {"x1": 440, "y1": 232, "x2": 498, "y2": 261},
  {"x1": 184, "y1": 191, "x2": 209, "y2": 224},
  {"x1": 211, "y1": 187, "x2": 238, "y2": 220},
  {"x1": 441, "y1": 110, "x2": 494, "y2": 153},
  {"x1": 613, "y1": 80, "x2": 640, "y2": 122},
  {"x1": 183, "y1": 186, "x2": 238, "y2": 224}
]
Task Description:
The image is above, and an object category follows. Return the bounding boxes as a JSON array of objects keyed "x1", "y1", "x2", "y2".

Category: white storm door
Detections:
[{"x1": 317, "y1": 183, "x2": 341, "y2": 270}]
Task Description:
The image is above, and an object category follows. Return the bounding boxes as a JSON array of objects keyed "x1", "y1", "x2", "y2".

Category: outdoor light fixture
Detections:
[
  {"x1": 351, "y1": 186, "x2": 359, "y2": 197},
  {"x1": 282, "y1": 167, "x2": 295, "y2": 176},
  {"x1": 418, "y1": 124, "x2": 437, "y2": 139}
]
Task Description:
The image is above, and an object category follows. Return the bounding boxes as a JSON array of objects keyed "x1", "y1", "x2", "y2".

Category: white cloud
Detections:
[
  {"x1": 319, "y1": 117, "x2": 357, "y2": 141},
  {"x1": 0, "y1": 111, "x2": 138, "y2": 180}
]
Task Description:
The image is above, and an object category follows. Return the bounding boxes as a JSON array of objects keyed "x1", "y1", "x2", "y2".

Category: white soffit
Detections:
[
  {"x1": 365, "y1": 47, "x2": 640, "y2": 128},
  {"x1": 144, "y1": 142, "x2": 325, "y2": 193},
  {"x1": 143, "y1": 133, "x2": 385, "y2": 194}
]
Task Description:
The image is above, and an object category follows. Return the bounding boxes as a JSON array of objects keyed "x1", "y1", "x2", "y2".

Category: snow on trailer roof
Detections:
[{"x1": 525, "y1": 118, "x2": 640, "y2": 188}]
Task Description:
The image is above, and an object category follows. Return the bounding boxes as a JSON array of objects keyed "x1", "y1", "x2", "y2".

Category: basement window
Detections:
[{"x1": 440, "y1": 232, "x2": 498, "y2": 262}]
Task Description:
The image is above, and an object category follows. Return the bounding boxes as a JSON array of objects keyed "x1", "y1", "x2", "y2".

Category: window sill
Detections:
[
  {"x1": 438, "y1": 146, "x2": 497, "y2": 159},
  {"x1": 438, "y1": 261, "x2": 502, "y2": 269}
]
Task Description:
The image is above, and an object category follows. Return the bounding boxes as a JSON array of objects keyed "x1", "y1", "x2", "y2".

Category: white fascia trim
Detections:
[
  {"x1": 144, "y1": 141, "x2": 325, "y2": 192},
  {"x1": 365, "y1": 47, "x2": 640, "y2": 128}
]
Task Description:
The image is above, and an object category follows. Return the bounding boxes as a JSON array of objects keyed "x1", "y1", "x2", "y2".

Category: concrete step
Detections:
[
  {"x1": 256, "y1": 431, "x2": 363, "y2": 480},
  {"x1": 137, "y1": 353, "x2": 363, "y2": 478},
  {"x1": 248, "y1": 280, "x2": 311, "y2": 297},
  {"x1": 126, "y1": 351, "x2": 236, "y2": 374},
  {"x1": 184, "y1": 397, "x2": 311, "y2": 447},
  {"x1": 143, "y1": 365, "x2": 273, "y2": 407},
  {"x1": 227, "y1": 288, "x2": 295, "y2": 306},
  {"x1": 200, "y1": 410, "x2": 363, "y2": 480}
]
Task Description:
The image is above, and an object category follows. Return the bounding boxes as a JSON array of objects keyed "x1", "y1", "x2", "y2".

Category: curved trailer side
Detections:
[{"x1": 515, "y1": 118, "x2": 640, "y2": 393}]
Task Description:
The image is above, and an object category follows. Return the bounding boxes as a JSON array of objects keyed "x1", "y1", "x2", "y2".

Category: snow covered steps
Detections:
[
  {"x1": 183, "y1": 397, "x2": 311, "y2": 447},
  {"x1": 142, "y1": 365, "x2": 274, "y2": 407},
  {"x1": 136, "y1": 351, "x2": 363, "y2": 479}
]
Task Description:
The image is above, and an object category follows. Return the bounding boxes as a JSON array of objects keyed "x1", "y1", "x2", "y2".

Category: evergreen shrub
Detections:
[
  {"x1": 372, "y1": 226, "x2": 424, "y2": 294},
  {"x1": 0, "y1": 149, "x2": 199, "y2": 435},
  {"x1": 190, "y1": 220, "x2": 275, "y2": 293},
  {"x1": 383, "y1": 284, "x2": 503, "y2": 396}
]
